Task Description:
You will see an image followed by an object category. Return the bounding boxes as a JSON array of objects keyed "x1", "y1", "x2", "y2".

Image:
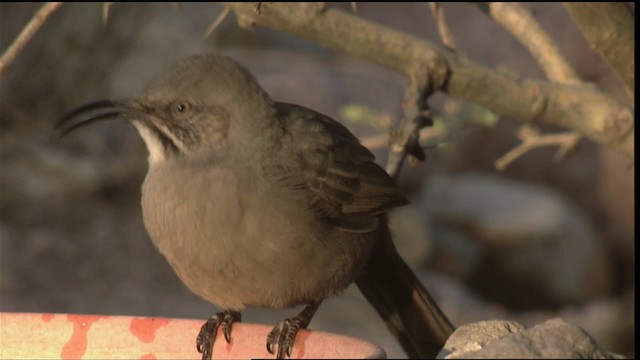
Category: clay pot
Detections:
[{"x1": 0, "y1": 312, "x2": 385, "y2": 359}]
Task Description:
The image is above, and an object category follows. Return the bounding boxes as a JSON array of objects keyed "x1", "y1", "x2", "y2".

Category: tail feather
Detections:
[{"x1": 356, "y1": 225, "x2": 454, "y2": 358}]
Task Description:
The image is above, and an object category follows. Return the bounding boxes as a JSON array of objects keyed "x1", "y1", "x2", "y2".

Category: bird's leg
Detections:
[
  {"x1": 266, "y1": 300, "x2": 322, "y2": 359},
  {"x1": 196, "y1": 310, "x2": 241, "y2": 360}
]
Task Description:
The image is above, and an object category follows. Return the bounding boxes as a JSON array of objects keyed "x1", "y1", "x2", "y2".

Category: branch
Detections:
[
  {"x1": 564, "y1": 2, "x2": 635, "y2": 94},
  {"x1": 495, "y1": 125, "x2": 581, "y2": 171},
  {"x1": 102, "y1": 2, "x2": 113, "y2": 27},
  {"x1": 0, "y1": 2, "x2": 64, "y2": 75},
  {"x1": 204, "y1": 7, "x2": 230, "y2": 39},
  {"x1": 226, "y1": 3, "x2": 450, "y2": 89},
  {"x1": 476, "y1": 2, "x2": 581, "y2": 85},
  {"x1": 475, "y1": 3, "x2": 585, "y2": 168},
  {"x1": 224, "y1": 3, "x2": 634, "y2": 158},
  {"x1": 429, "y1": 2, "x2": 457, "y2": 49},
  {"x1": 385, "y1": 77, "x2": 433, "y2": 179}
]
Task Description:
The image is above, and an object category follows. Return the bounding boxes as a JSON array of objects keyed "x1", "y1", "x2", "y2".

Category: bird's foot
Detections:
[
  {"x1": 196, "y1": 310, "x2": 241, "y2": 360},
  {"x1": 266, "y1": 301, "x2": 321, "y2": 359}
]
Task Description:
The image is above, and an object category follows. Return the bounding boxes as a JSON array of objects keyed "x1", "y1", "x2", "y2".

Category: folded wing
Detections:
[{"x1": 273, "y1": 102, "x2": 408, "y2": 233}]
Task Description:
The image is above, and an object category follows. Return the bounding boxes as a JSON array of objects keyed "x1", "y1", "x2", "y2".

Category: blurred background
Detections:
[{"x1": 0, "y1": 3, "x2": 634, "y2": 358}]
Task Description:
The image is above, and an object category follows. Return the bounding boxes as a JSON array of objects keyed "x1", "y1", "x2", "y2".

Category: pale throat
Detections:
[{"x1": 132, "y1": 122, "x2": 167, "y2": 165}]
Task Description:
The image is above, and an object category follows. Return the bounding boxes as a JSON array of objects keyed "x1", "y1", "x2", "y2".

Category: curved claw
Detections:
[
  {"x1": 280, "y1": 320, "x2": 298, "y2": 358},
  {"x1": 266, "y1": 321, "x2": 284, "y2": 355},
  {"x1": 266, "y1": 318, "x2": 300, "y2": 359},
  {"x1": 266, "y1": 301, "x2": 321, "y2": 359},
  {"x1": 196, "y1": 316, "x2": 218, "y2": 359},
  {"x1": 196, "y1": 311, "x2": 241, "y2": 360},
  {"x1": 221, "y1": 311, "x2": 240, "y2": 343}
]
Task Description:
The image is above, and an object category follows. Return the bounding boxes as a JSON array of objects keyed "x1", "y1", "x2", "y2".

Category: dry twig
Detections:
[
  {"x1": 476, "y1": 3, "x2": 588, "y2": 167},
  {"x1": 0, "y1": 2, "x2": 64, "y2": 75},
  {"x1": 204, "y1": 7, "x2": 230, "y2": 39},
  {"x1": 429, "y1": 2, "x2": 457, "y2": 49},
  {"x1": 102, "y1": 2, "x2": 113, "y2": 27},
  {"x1": 385, "y1": 74, "x2": 435, "y2": 179},
  {"x1": 476, "y1": 2, "x2": 581, "y2": 85},
  {"x1": 361, "y1": 134, "x2": 387, "y2": 150},
  {"x1": 495, "y1": 125, "x2": 581, "y2": 171}
]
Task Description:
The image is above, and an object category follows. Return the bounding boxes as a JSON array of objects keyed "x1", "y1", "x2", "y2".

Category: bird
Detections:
[{"x1": 55, "y1": 53, "x2": 454, "y2": 359}]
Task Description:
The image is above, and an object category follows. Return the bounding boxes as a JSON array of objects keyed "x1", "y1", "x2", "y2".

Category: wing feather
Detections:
[{"x1": 272, "y1": 102, "x2": 408, "y2": 232}]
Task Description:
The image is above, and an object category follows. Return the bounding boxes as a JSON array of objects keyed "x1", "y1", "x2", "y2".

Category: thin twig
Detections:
[
  {"x1": 495, "y1": 125, "x2": 581, "y2": 171},
  {"x1": 476, "y1": 2, "x2": 581, "y2": 85},
  {"x1": 102, "y1": 2, "x2": 113, "y2": 27},
  {"x1": 351, "y1": 2, "x2": 357, "y2": 13},
  {"x1": 428, "y1": 2, "x2": 457, "y2": 49},
  {"x1": 385, "y1": 73, "x2": 434, "y2": 180},
  {"x1": 204, "y1": 7, "x2": 230, "y2": 39},
  {"x1": 0, "y1": 2, "x2": 64, "y2": 75},
  {"x1": 361, "y1": 134, "x2": 387, "y2": 150},
  {"x1": 475, "y1": 2, "x2": 586, "y2": 166}
]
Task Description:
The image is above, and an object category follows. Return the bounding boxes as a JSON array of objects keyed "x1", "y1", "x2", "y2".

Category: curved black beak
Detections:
[{"x1": 54, "y1": 99, "x2": 133, "y2": 137}]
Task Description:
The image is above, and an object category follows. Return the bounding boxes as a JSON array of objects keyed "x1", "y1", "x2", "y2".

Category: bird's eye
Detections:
[{"x1": 171, "y1": 99, "x2": 193, "y2": 116}]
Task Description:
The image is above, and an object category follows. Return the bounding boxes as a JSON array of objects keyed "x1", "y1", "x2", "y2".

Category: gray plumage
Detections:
[{"x1": 56, "y1": 53, "x2": 454, "y2": 359}]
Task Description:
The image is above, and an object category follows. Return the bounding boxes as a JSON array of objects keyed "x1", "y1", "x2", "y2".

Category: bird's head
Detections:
[{"x1": 56, "y1": 54, "x2": 278, "y2": 164}]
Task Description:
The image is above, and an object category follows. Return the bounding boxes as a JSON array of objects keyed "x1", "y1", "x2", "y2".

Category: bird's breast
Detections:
[{"x1": 140, "y1": 162, "x2": 372, "y2": 310}]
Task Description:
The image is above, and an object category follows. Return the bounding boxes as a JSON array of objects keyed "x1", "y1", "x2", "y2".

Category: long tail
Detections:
[{"x1": 356, "y1": 224, "x2": 454, "y2": 358}]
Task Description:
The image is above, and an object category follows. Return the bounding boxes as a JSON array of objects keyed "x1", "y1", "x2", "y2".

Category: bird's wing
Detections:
[{"x1": 271, "y1": 102, "x2": 408, "y2": 233}]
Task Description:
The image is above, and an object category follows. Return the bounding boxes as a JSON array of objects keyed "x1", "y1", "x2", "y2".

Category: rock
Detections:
[
  {"x1": 438, "y1": 320, "x2": 526, "y2": 359},
  {"x1": 438, "y1": 318, "x2": 624, "y2": 359},
  {"x1": 422, "y1": 173, "x2": 611, "y2": 309}
]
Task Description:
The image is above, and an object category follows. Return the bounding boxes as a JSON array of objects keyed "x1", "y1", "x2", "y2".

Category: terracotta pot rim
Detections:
[{"x1": 0, "y1": 311, "x2": 386, "y2": 359}]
